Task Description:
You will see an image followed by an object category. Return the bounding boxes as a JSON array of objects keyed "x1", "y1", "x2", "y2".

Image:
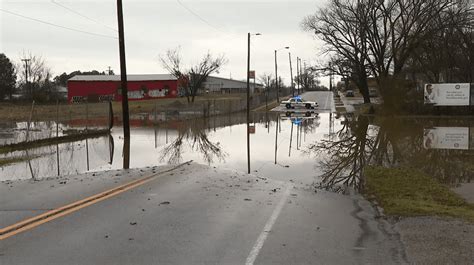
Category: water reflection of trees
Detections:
[
  {"x1": 307, "y1": 115, "x2": 374, "y2": 191},
  {"x1": 308, "y1": 115, "x2": 474, "y2": 191},
  {"x1": 160, "y1": 118, "x2": 226, "y2": 164}
]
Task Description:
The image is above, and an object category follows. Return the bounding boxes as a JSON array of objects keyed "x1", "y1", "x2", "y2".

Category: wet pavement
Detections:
[
  {"x1": 1, "y1": 91, "x2": 473, "y2": 264},
  {"x1": 0, "y1": 163, "x2": 406, "y2": 264}
]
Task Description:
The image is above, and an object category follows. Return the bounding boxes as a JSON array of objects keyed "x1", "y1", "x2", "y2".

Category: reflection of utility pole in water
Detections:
[
  {"x1": 123, "y1": 136, "x2": 130, "y2": 168},
  {"x1": 108, "y1": 134, "x2": 114, "y2": 165},
  {"x1": 165, "y1": 114, "x2": 169, "y2": 144},
  {"x1": 296, "y1": 123, "x2": 300, "y2": 151},
  {"x1": 329, "y1": 113, "x2": 335, "y2": 140},
  {"x1": 56, "y1": 100, "x2": 60, "y2": 176},
  {"x1": 300, "y1": 123, "x2": 303, "y2": 147},
  {"x1": 304, "y1": 120, "x2": 306, "y2": 143},
  {"x1": 25, "y1": 100, "x2": 35, "y2": 180},
  {"x1": 154, "y1": 104, "x2": 157, "y2": 149},
  {"x1": 274, "y1": 117, "x2": 279, "y2": 164},
  {"x1": 85, "y1": 100, "x2": 89, "y2": 132},
  {"x1": 154, "y1": 126, "x2": 157, "y2": 149},
  {"x1": 279, "y1": 116, "x2": 282, "y2": 133},
  {"x1": 266, "y1": 112, "x2": 270, "y2": 134},
  {"x1": 86, "y1": 138, "x2": 90, "y2": 171},
  {"x1": 289, "y1": 123, "x2": 294, "y2": 157}
]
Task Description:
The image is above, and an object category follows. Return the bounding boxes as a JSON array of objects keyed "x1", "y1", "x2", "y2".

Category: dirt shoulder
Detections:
[{"x1": 395, "y1": 217, "x2": 474, "y2": 264}]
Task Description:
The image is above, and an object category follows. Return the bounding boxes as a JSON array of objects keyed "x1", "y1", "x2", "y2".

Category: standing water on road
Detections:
[{"x1": 1, "y1": 111, "x2": 473, "y2": 199}]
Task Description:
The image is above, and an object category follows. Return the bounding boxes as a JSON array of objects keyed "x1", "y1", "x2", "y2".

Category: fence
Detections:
[
  {"x1": 0, "y1": 89, "x2": 291, "y2": 146},
  {"x1": 0, "y1": 101, "x2": 111, "y2": 146}
]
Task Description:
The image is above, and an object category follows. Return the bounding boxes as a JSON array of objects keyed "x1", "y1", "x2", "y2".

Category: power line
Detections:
[
  {"x1": 0, "y1": 8, "x2": 117, "y2": 39},
  {"x1": 175, "y1": 0, "x2": 227, "y2": 34},
  {"x1": 51, "y1": 0, "x2": 118, "y2": 32}
]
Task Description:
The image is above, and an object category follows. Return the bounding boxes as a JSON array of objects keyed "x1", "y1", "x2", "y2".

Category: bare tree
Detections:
[
  {"x1": 160, "y1": 48, "x2": 227, "y2": 103},
  {"x1": 258, "y1": 72, "x2": 273, "y2": 90},
  {"x1": 16, "y1": 51, "x2": 52, "y2": 101},
  {"x1": 359, "y1": 0, "x2": 469, "y2": 109},
  {"x1": 303, "y1": 0, "x2": 372, "y2": 103},
  {"x1": 303, "y1": 0, "x2": 474, "y2": 109}
]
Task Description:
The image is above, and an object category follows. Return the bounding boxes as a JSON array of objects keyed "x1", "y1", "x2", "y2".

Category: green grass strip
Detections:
[{"x1": 365, "y1": 166, "x2": 474, "y2": 222}]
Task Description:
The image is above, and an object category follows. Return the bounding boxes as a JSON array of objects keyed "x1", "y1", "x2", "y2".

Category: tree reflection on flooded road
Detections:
[{"x1": 308, "y1": 115, "x2": 474, "y2": 193}]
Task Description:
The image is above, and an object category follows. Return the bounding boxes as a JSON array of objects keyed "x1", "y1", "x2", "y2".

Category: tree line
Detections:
[
  {"x1": 0, "y1": 52, "x2": 113, "y2": 102},
  {"x1": 303, "y1": 0, "x2": 473, "y2": 111}
]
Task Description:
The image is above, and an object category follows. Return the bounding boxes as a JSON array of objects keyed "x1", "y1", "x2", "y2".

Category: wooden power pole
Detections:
[{"x1": 116, "y1": 0, "x2": 130, "y2": 169}]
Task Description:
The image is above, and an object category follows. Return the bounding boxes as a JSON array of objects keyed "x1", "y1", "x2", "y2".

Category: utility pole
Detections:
[
  {"x1": 266, "y1": 75, "x2": 270, "y2": 110},
  {"x1": 296, "y1": 56, "x2": 300, "y2": 95},
  {"x1": 274, "y1": 50, "x2": 279, "y2": 103},
  {"x1": 304, "y1": 61, "x2": 309, "y2": 89},
  {"x1": 299, "y1": 58, "x2": 304, "y2": 93},
  {"x1": 116, "y1": 0, "x2": 130, "y2": 169},
  {"x1": 107, "y1": 66, "x2": 112, "y2": 75},
  {"x1": 246, "y1": 32, "x2": 261, "y2": 174},
  {"x1": 274, "y1": 47, "x2": 289, "y2": 103},
  {"x1": 247, "y1": 32, "x2": 251, "y2": 174},
  {"x1": 289, "y1": 52, "x2": 294, "y2": 97},
  {"x1": 21, "y1": 59, "x2": 31, "y2": 96}
]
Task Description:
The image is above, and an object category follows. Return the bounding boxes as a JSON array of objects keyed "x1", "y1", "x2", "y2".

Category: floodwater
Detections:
[
  {"x1": 1, "y1": 112, "x2": 473, "y2": 197},
  {"x1": 0, "y1": 112, "x2": 334, "y2": 184}
]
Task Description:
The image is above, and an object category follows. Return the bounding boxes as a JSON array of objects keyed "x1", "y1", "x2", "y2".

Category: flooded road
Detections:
[
  {"x1": 1, "y1": 108, "x2": 473, "y2": 196},
  {"x1": 2, "y1": 92, "x2": 473, "y2": 264},
  {"x1": 0, "y1": 111, "x2": 335, "y2": 185}
]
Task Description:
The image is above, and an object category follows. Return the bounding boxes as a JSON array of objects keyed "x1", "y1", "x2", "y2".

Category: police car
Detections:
[{"x1": 281, "y1": 96, "x2": 318, "y2": 109}]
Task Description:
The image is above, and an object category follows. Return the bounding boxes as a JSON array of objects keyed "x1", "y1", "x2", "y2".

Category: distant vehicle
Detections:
[
  {"x1": 281, "y1": 96, "x2": 318, "y2": 109},
  {"x1": 369, "y1": 88, "x2": 378, "y2": 97},
  {"x1": 345, "y1": 90, "x2": 354, "y2": 97}
]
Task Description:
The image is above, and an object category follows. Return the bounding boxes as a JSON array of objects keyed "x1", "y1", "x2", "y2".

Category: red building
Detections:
[{"x1": 67, "y1": 74, "x2": 178, "y2": 103}]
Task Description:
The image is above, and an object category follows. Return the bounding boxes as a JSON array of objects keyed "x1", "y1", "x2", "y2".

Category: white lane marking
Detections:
[{"x1": 245, "y1": 184, "x2": 292, "y2": 265}]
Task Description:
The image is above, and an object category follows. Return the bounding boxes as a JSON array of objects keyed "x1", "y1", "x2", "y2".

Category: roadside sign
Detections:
[
  {"x1": 248, "y1": 125, "x2": 256, "y2": 134},
  {"x1": 424, "y1": 83, "x2": 471, "y2": 106},
  {"x1": 249, "y1": 71, "x2": 255, "y2": 79}
]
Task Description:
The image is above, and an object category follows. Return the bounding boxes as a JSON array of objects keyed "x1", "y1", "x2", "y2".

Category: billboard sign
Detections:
[
  {"x1": 424, "y1": 83, "x2": 471, "y2": 106},
  {"x1": 423, "y1": 127, "x2": 470, "y2": 150}
]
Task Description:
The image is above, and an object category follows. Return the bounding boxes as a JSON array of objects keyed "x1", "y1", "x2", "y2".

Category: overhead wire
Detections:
[
  {"x1": 175, "y1": 0, "x2": 241, "y2": 41},
  {"x1": 0, "y1": 8, "x2": 117, "y2": 39},
  {"x1": 50, "y1": 0, "x2": 118, "y2": 32},
  {"x1": 175, "y1": 0, "x2": 225, "y2": 34}
]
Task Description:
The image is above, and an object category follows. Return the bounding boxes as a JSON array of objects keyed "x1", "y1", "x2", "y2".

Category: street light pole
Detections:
[
  {"x1": 274, "y1": 46, "x2": 289, "y2": 103},
  {"x1": 247, "y1": 32, "x2": 261, "y2": 174},
  {"x1": 274, "y1": 50, "x2": 278, "y2": 103},
  {"x1": 296, "y1": 56, "x2": 300, "y2": 95},
  {"x1": 289, "y1": 52, "x2": 294, "y2": 97}
]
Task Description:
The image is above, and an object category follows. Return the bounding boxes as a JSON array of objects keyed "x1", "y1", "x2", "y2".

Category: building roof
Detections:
[
  {"x1": 68, "y1": 74, "x2": 177, "y2": 82},
  {"x1": 205, "y1": 76, "x2": 264, "y2": 87}
]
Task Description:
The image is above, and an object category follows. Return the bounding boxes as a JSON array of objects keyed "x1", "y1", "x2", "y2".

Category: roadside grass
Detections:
[
  {"x1": 0, "y1": 157, "x2": 29, "y2": 167},
  {"x1": 0, "y1": 94, "x2": 247, "y2": 122},
  {"x1": 365, "y1": 166, "x2": 474, "y2": 222},
  {"x1": 0, "y1": 129, "x2": 109, "y2": 155},
  {"x1": 335, "y1": 106, "x2": 346, "y2": 113}
]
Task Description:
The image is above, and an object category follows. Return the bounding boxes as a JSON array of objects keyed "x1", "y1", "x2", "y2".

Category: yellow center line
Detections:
[{"x1": 0, "y1": 161, "x2": 192, "y2": 240}]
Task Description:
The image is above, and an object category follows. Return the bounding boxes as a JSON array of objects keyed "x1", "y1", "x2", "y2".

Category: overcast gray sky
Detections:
[{"x1": 1, "y1": 0, "x2": 328, "y2": 85}]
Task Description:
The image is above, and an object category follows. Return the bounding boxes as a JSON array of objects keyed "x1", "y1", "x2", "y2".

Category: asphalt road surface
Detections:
[
  {"x1": 0, "y1": 161, "x2": 406, "y2": 264},
  {"x1": 272, "y1": 91, "x2": 335, "y2": 113}
]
